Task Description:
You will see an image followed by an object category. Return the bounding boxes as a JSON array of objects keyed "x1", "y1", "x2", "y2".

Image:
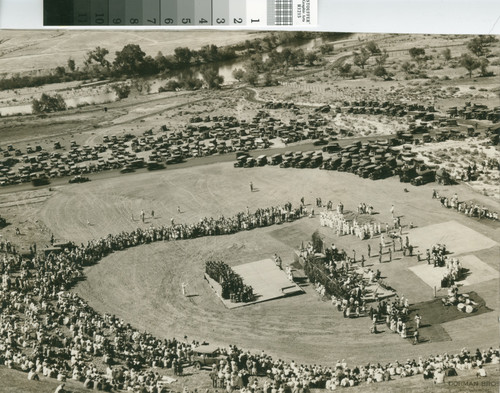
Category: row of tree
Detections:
[{"x1": 1, "y1": 32, "x2": 348, "y2": 92}]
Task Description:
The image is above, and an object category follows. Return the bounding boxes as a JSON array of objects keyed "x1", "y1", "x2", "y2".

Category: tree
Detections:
[
  {"x1": 365, "y1": 41, "x2": 381, "y2": 55},
  {"x1": 200, "y1": 66, "x2": 224, "y2": 89},
  {"x1": 159, "y1": 80, "x2": 181, "y2": 92},
  {"x1": 67, "y1": 58, "x2": 76, "y2": 72},
  {"x1": 467, "y1": 37, "x2": 489, "y2": 57},
  {"x1": 401, "y1": 61, "x2": 415, "y2": 75},
  {"x1": 198, "y1": 44, "x2": 219, "y2": 63},
  {"x1": 337, "y1": 63, "x2": 352, "y2": 78},
  {"x1": 375, "y1": 50, "x2": 389, "y2": 66},
  {"x1": 305, "y1": 52, "x2": 318, "y2": 66},
  {"x1": 460, "y1": 53, "x2": 480, "y2": 78},
  {"x1": 244, "y1": 54, "x2": 264, "y2": 74},
  {"x1": 232, "y1": 68, "x2": 245, "y2": 82},
  {"x1": 409, "y1": 47, "x2": 426, "y2": 61},
  {"x1": 177, "y1": 69, "x2": 203, "y2": 90},
  {"x1": 155, "y1": 51, "x2": 172, "y2": 72},
  {"x1": 441, "y1": 48, "x2": 452, "y2": 62},
  {"x1": 112, "y1": 83, "x2": 131, "y2": 99},
  {"x1": 84, "y1": 46, "x2": 110, "y2": 69},
  {"x1": 55, "y1": 66, "x2": 66, "y2": 77},
  {"x1": 264, "y1": 72, "x2": 277, "y2": 86},
  {"x1": 243, "y1": 70, "x2": 259, "y2": 86},
  {"x1": 479, "y1": 57, "x2": 491, "y2": 77},
  {"x1": 174, "y1": 47, "x2": 193, "y2": 66},
  {"x1": 32, "y1": 93, "x2": 67, "y2": 114},
  {"x1": 113, "y1": 44, "x2": 146, "y2": 75},
  {"x1": 266, "y1": 49, "x2": 284, "y2": 71},
  {"x1": 373, "y1": 65, "x2": 389, "y2": 80},
  {"x1": 320, "y1": 44, "x2": 333, "y2": 55},
  {"x1": 353, "y1": 48, "x2": 370, "y2": 70},
  {"x1": 290, "y1": 49, "x2": 305, "y2": 67}
]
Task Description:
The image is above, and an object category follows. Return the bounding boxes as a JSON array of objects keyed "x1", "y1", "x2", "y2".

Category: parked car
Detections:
[{"x1": 192, "y1": 345, "x2": 226, "y2": 370}]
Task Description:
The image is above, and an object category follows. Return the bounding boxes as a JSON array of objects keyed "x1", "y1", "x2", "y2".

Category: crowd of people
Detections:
[
  {"x1": 426, "y1": 244, "x2": 448, "y2": 268},
  {"x1": 319, "y1": 211, "x2": 382, "y2": 240},
  {"x1": 433, "y1": 191, "x2": 498, "y2": 221},
  {"x1": 205, "y1": 261, "x2": 254, "y2": 303},
  {"x1": 0, "y1": 201, "x2": 309, "y2": 391},
  {"x1": 0, "y1": 196, "x2": 497, "y2": 392},
  {"x1": 303, "y1": 242, "x2": 367, "y2": 308},
  {"x1": 208, "y1": 346, "x2": 499, "y2": 390},
  {"x1": 440, "y1": 257, "x2": 466, "y2": 288}
]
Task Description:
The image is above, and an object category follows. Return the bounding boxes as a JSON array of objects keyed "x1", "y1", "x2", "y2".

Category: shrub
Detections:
[
  {"x1": 32, "y1": 93, "x2": 67, "y2": 114},
  {"x1": 112, "y1": 83, "x2": 131, "y2": 99}
]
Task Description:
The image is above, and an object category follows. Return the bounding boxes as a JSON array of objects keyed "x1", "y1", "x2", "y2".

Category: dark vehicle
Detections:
[
  {"x1": 410, "y1": 175, "x2": 433, "y2": 186},
  {"x1": 297, "y1": 159, "x2": 309, "y2": 168},
  {"x1": 147, "y1": 162, "x2": 166, "y2": 171},
  {"x1": 270, "y1": 154, "x2": 282, "y2": 165},
  {"x1": 320, "y1": 158, "x2": 331, "y2": 170},
  {"x1": 32, "y1": 176, "x2": 50, "y2": 187},
  {"x1": 308, "y1": 154, "x2": 323, "y2": 168},
  {"x1": 256, "y1": 155, "x2": 267, "y2": 167},
  {"x1": 130, "y1": 159, "x2": 145, "y2": 169},
  {"x1": 338, "y1": 157, "x2": 352, "y2": 172},
  {"x1": 313, "y1": 138, "x2": 328, "y2": 146},
  {"x1": 69, "y1": 175, "x2": 91, "y2": 184},
  {"x1": 322, "y1": 143, "x2": 341, "y2": 153},
  {"x1": 120, "y1": 165, "x2": 136, "y2": 174},
  {"x1": 280, "y1": 159, "x2": 291, "y2": 168},
  {"x1": 192, "y1": 345, "x2": 226, "y2": 370},
  {"x1": 244, "y1": 158, "x2": 255, "y2": 168},
  {"x1": 360, "y1": 164, "x2": 377, "y2": 178},
  {"x1": 234, "y1": 152, "x2": 250, "y2": 168},
  {"x1": 235, "y1": 151, "x2": 249, "y2": 160},
  {"x1": 52, "y1": 241, "x2": 76, "y2": 250},
  {"x1": 166, "y1": 155, "x2": 183, "y2": 165},
  {"x1": 370, "y1": 165, "x2": 392, "y2": 180}
]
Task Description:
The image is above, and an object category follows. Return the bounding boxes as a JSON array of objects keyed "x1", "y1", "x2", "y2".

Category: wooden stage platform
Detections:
[{"x1": 205, "y1": 259, "x2": 304, "y2": 309}]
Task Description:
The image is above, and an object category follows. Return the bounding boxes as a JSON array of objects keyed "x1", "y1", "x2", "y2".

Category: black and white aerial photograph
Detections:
[{"x1": 0, "y1": 30, "x2": 499, "y2": 393}]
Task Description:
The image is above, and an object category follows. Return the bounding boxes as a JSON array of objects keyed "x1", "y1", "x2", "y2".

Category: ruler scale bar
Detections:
[
  {"x1": 143, "y1": 0, "x2": 160, "y2": 25},
  {"x1": 229, "y1": 0, "x2": 246, "y2": 26},
  {"x1": 44, "y1": 0, "x2": 317, "y2": 26},
  {"x1": 109, "y1": 0, "x2": 126, "y2": 25},
  {"x1": 125, "y1": 0, "x2": 143, "y2": 25},
  {"x1": 212, "y1": 0, "x2": 229, "y2": 26},
  {"x1": 160, "y1": 0, "x2": 178, "y2": 26},
  {"x1": 178, "y1": 0, "x2": 195, "y2": 26}
]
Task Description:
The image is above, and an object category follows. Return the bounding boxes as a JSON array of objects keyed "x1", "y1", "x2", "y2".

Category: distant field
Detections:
[{"x1": 0, "y1": 30, "x2": 264, "y2": 74}]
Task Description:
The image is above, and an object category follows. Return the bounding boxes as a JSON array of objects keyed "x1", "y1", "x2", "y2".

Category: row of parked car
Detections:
[
  {"x1": 234, "y1": 138, "x2": 441, "y2": 185},
  {"x1": 447, "y1": 102, "x2": 500, "y2": 122}
]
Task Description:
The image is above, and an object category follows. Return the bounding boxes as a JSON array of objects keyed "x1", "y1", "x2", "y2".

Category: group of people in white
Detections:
[
  {"x1": 319, "y1": 201, "x2": 387, "y2": 241},
  {"x1": 320, "y1": 212, "x2": 383, "y2": 240}
]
